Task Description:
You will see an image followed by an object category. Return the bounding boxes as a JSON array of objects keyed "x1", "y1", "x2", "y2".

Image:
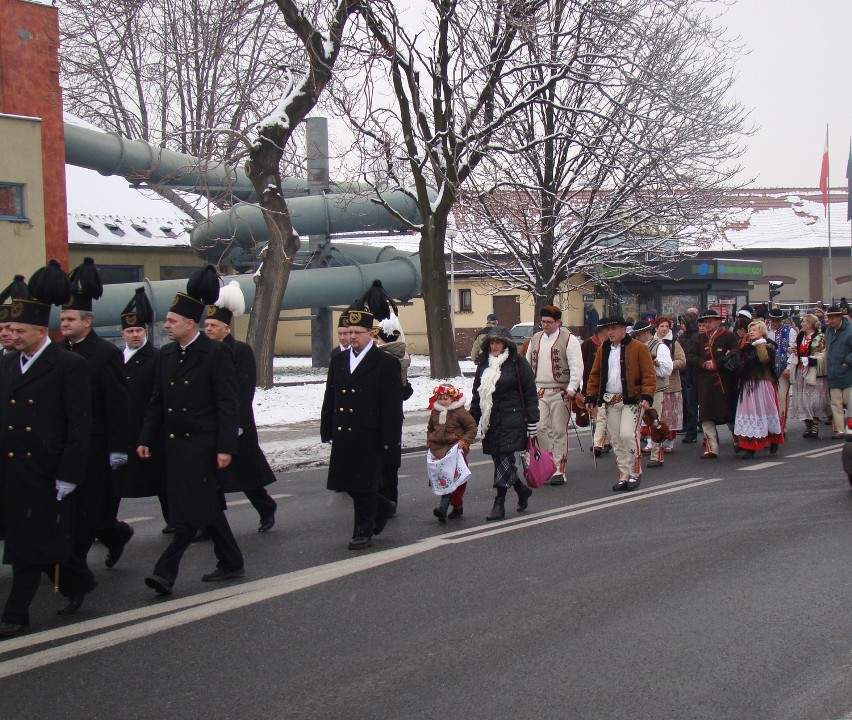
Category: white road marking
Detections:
[
  {"x1": 798, "y1": 447, "x2": 843, "y2": 459},
  {"x1": 787, "y1": 445, "x2": 843, "y2": 458},
  {"x1": 738, "y1": 462, "x2": 784, "y2": 471},
  {"x1": 0, "y1": 475, "x2": 720, "y2": 678},
  {"x1": 120, "y1": 516, "x2": 155, "y2": 524}
]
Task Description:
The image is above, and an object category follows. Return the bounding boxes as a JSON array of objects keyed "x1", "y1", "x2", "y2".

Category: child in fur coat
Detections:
[{"x1": 426, "y1": 384, "x2": 477, "y2": 522}]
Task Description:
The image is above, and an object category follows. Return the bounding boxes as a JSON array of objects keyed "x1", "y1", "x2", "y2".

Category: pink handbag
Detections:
[{"x1": 523, "y1": 436, "x2": 556, "y2": 489}]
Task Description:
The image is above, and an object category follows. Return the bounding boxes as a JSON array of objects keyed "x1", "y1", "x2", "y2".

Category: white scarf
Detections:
[
  {"x1": 477, "y1": 348, "x2": 509, "y2": 438},
  {"x1": 432, "y1": 397, "x2": 466, "y2": 426}
]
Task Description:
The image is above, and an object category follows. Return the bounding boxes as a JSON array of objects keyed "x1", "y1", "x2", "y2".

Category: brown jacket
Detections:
[
  {"x1": 585, "y1": 335, "x2": 656, "y2": 406},
  {"x1": 426, "y1": 401, "x2": 478, "y2": 459}
]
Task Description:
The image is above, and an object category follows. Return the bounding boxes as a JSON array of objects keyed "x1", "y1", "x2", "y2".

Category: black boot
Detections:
[
  {"x1": 514, "y1": 479, "x2": 532, "y2": 512},
  {"x1": 485, "y1": 495, "x2": 505, "y2": 522},
  {"x1": 433, "y1": 496, "x2": 451, "y2": 523}
]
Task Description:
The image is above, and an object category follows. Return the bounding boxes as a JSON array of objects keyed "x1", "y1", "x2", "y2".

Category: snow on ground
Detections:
[{"x1": 255, "y1": 355, "x2": 477, "y2": 426}]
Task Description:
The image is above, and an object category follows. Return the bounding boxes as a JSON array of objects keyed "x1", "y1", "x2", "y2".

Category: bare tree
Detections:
[
  {"x1": 60, "y1": 0, "x2": 305, "y2": 213},
  {"x1": 245, "y1": 0, "x2": 361, "y2": 387},
  {"x1": 460, "y1": 0, "x2": 751, "y2": 317},
  {"x1": 331, "y1": 0, "x2": 567, "y2": 378}
]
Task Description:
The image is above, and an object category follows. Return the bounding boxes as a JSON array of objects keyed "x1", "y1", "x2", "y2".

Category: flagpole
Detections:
[
  {"x1": 826, "y1": 126, "x2": 834, "y2": 304},
  {"x1": 848, "y1": 138, "x2": 852, "y2": 297}
]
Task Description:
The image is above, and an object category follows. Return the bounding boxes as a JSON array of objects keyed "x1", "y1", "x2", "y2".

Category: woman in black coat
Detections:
[{"x1": 470, "y1": 327, "x2": 539, "y2": 521}]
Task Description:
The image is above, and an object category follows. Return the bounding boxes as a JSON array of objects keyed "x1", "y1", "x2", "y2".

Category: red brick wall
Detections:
[{"x1": 0, "y1": 0, "x2": 68, "y2": 268}]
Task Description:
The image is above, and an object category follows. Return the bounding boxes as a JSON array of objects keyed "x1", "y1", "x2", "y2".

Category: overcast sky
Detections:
[{"x1": 723, "y1": 0, "x2": 852, "y2": 188}]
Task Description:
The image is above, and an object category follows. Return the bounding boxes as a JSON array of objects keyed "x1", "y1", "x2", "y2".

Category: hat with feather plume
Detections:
[
  {"x1": 120, "y1": 287, "x2": 154, "y2": 330},
  {"x1": 206, "y1": 280, "x2": 245, "y2": 326},
  {"x1": 170, "y1": 265, "x2": 220, "y2": 322},
  {"x1": 9, "y1": 260, "x2": 71, "y2": 326},
  {"x1": 0, "y1": 274, "x2": 30, "y2": 323},
  {"x1": 63, "y1": 257, "x2": 103, "y2": 312}
]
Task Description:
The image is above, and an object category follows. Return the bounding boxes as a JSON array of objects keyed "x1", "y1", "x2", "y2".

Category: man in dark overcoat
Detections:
[
  {"x1": 0, "y1": 266, "x2": 94, "y2": 637},
  {"x1": 138, "y1": 274, "x2": 243, "y2": 595},
  {"x1": 330, "y1": 311, "x2": 350, "y2": 362},
  {"x1": 203, "y1": 281, "x2": 277, "y2": 533},
  {"x1": 687, "y1": 309, "x2": 739, "y2": 459},
  {"x1": 58, "y1": 258, "x2": 131, "y2": 580},
  {"x1": 320, "y1": 307, "x2": 403, "y2": 550},
  {"x1": 111, "y1": 288, "x2": 168, "y2": 530}
]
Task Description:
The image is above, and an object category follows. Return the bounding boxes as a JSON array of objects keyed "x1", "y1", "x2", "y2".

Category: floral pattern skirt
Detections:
[
  {"x1": 660, "y1": 391, "x2": 683, "y2": 432},
  {"x1": 734, "y1": 379, "x2": 784, "y2": 450}
]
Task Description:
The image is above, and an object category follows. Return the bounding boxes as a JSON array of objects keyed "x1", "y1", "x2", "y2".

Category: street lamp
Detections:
[{"x1": 447, "y1": 222, "x2": 459, "y2": 335}]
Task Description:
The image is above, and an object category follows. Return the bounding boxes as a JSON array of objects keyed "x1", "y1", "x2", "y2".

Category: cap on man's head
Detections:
[
  {"x1": 598, "y1": 316, "x2": 626, "y2": 328},
  {"x1": 540, "y1": 305, "x2": 561, "y2": 321},
  {"x1": 767, "y1": 308, "x2": 784, "y2": 320},
  {"x1": 697, "y1": 309, "x2": 721, "y2": 321},
  {"x1": 825, "y1": 306, "x2": 846, "y2": 316},
  {"x1": 630, "y1": 319, "x2": 654, "y2": 335},
  {"x1": 486, "y1": 313, "x2": 498, "y2": 324}
]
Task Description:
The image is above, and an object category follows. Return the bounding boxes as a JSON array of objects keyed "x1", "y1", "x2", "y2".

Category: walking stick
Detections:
[{"x1": 589, "y1": 414, "x2": 598, "y2": 469}]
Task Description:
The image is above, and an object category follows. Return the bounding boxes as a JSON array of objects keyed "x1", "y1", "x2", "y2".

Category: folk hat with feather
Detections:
[
  {"x1": 170, "y1": 265, "x2": 220, "y2": 322},
  {"x1": 206, "y1": 280, "x2": 245, "y2": 326},
  {"x1": 11, "y1": 260, "x2": 72, "y2": 326}
]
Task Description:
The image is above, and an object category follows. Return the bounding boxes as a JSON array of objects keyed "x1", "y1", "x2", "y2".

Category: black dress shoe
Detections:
[
  {"x1": 625, "y1": 476, "x2": 641, "y2": 491},
  {"x1": 612, "y1": 479, "x2": 629, "y2": 492},
  {"x1": 447, "y1": 506, "x2": 464, "y2": 519},
  {"x1": 257, "y1": 516, "x2": 275, "y2": 533},
  {"x1": 740, "y1": 450, "x2": 755, "y2": 459},
  {"x1": 202, "y1": 567, "x2": 245, "y2": 582},
  {"x1": 57, "y1": 584, "x2": 95, "y2": 616},
  {"x1": 144, "y1": 575, "x2": 173, "y2": 596},
  {"x1": 105, "y1": 526, "x2": 135, "y2": 568},
  {"x1": 348, "y1": 535, "x2": 373, "y2": 550},
  {"x1": 191, "y1": 528, "x2": 211, "y2": 543},
  {"x1": 0, "y1": 622, "x2": 27, "y2": 638},
  {"x1": 682, "y1": 436, "x2": 697, "y2": 444},
  {"x1": 769, "y1": 443, "x2": 779, "y2": 455},
  {"x1": 161, "y1": 525, "x2": 176, "y2": 534}
]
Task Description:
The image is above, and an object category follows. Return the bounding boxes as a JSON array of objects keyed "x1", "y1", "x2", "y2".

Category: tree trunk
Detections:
[{"x1": 419, "y1": 224, "x2": 460, "y2": 379}]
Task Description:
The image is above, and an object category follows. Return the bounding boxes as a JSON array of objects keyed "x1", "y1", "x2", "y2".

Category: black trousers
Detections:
[
  {"x1": 243, "y1": 487, "x2": 277, "y2": 520},
  {"x1": 378, "y1": 465, "x2": 398, "y2": 505},
  {"x1": 347, "y1": 491, "x2": 395, "y2": 538},
  {"x1": 152, "y1": 509, "x2": 243, "y2": 584},
  {"x1": 2, "y1": 558, "x2": 95, "y2": 626}
]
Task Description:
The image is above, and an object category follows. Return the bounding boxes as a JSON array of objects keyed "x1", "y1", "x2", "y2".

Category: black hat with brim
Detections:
[
  {"x1": 598, "y1": 316, "x2": 626, "y2": 328},
  {"x1": 631, "y1": 319, "x2": 654, "y2": 335},
  {"x1": 169, "y1": 292, "x2": 206, "y2": 323},
  {"x1": 697, "y1": 309, "x2": 722, "y2": 321},
  {"x1": 347, "y1": 308, "x2": 374, "y2": 329}
]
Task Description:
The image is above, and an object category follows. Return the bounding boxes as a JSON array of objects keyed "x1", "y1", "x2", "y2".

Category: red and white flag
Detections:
[{"x1": 819, "y1": 126, "x2": 829, "y2": 214}]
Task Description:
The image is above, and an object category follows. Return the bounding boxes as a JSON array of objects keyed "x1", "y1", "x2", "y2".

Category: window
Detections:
[
  {"x1": 98, "y1": 265, "x2": 142, "y2": 285},
  {"x1": 0, "y1": 183, "x2": 26, "y2": 221},
  {"x1": 458, "y1": 288, "x2": 472, "y2": 312},
  {"x1": 160, "y1": 265, "x2": 201, "y2": 281}
]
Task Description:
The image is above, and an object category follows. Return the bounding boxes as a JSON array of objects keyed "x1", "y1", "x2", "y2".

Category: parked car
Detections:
[
  {"x1": 843, "y1": 406, "x2": 852, "y2": 488},
  {"x1": 510, "y1": 322, "x2": 534, "y2": 343}
]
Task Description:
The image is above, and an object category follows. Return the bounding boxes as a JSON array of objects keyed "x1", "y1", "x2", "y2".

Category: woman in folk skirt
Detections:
[
  {"x1": 788, "y1": 313, "x2": 830, "y2": 438},
  {"x1": 656, "y1": 317, "x2": 685, "y2": 455},
  {"x1": 734, "y1": 320, "x2": 784, "y2": 458}
]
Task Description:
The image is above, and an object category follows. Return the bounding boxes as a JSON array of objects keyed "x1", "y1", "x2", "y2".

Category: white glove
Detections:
[
  {"x1": 109, "y1": 452, "x2": 128, "y2": 469},
  {"x1": 752, "y1": 338, "x2": 767, "y2": 345},
  {"x1": 55, "y1": 480, "x2": 76, "y2": 501},
  {"x1": 800, "y1": 356, "x2": 809, "y2": 368},
  {"x1": 238, "y1": 427, "x2": 244, "y2": 437}
]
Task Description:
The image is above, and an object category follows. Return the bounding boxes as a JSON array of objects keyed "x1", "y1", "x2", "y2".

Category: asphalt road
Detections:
[{"x1": 0, "y1": 431, "x2": 850, "y2": 720}]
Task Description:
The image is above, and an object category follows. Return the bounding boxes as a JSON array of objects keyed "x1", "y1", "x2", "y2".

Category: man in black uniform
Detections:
[
  {"x1": 138, "y1": 266, "x2": 243, "y2": 595},
  {"x1": 111, "y1": 288, "x2": 168, "y2": 530},
  {"x1": 0, "y1": 261, "x2": 94, "y2": 637},
  {"x1": 320, "y1": 305, "x2": 403, "y2": 550},
  {"x1": 330, "y1": 311, "x2": 350, "y2": 361},
  {"x1": 58, "y1": 258, "x2": 131, "y2": 578},
  {"x1": 204, "y1": 281, "x2": 277, "y2": 533}
]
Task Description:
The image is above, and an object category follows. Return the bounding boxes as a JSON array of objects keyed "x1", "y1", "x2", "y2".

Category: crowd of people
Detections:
[{"x1": 4, "y1": 265, "x2": 852, "y2": 638}]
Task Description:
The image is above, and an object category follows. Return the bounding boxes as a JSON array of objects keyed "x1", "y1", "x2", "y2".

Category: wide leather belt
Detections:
[{"x1": 603, "y1": 392, "x2": 624, "y2": 405}]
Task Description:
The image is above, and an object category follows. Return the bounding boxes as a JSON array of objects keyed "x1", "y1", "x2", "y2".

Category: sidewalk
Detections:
[{"x1": 257, "y1": 409, "x2": 434, "y2": 472}]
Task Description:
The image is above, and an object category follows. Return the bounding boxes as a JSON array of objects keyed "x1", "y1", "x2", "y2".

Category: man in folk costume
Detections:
[
  {"x1": 112, "y1": 288, "x2": 169, "y2": 532},
  {"x1": 320, "y1": 301, "x2": 403, "y2": 550},
  {"x1": 204, "y1": 281, "x2": 278, "y2": 533},
  {"x1": 766, "y1": 308, "x2": 794, "y2": 432},
  {"x1": 525, "y1": 305, "x2": 583, "y2": 485},
  {"x1": 584, "y1": 316, "x2": 656, "y2": 492},
  {"x1": 0, "y1": 261, "x2": 94, "y2": 637},
  {"x1": 58, "y1": 258, "x2": 132, "y2": 582},
  {"x1": 582, "y1": 320, "x2": 611, "y2": 457},
  {"x1": 138, "y1": 266, "x2": 243, "y2": 595},
  {"x1": 687, "y1": 309, "x2": 740, "y2": 459},
  {"x1": 631, "y1": 319, "x2": 673, "y2": 468}
]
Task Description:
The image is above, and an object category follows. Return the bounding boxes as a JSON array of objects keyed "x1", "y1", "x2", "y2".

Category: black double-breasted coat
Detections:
[
  {"x1": 138, "y1": 333, "x2": 239, "y2": 528},
  {"x1": 113, "y1": 341, "x2": 165, "y2": 498},
  {"x1": 217, "y1": 334, "x2": 276, "y2": 493},
  {"x1": 0, "y1": 343, "x2": 92, "y2": 565},
  {"x1": 320, "y1": 343, "x2": 403, "y2": 493},
  {"x1": 59, "y1": 331, "x2": 129, "y2": 543}
]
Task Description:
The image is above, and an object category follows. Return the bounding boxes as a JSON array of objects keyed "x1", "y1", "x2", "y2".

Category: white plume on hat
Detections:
[
  {"x1": 379, "y1": 312, "x2": 405, "y2": 341},
  {"x1": 215, "y1": 280, "x2": 245, "y2": 316}
]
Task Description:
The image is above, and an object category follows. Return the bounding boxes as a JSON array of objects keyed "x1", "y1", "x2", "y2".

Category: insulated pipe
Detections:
[
  {"x1": 190, "y1": 189, "x2": 422, "y2": 261},
  {"x1": 47, "y1": 245, "x2": 422, "y2": 330},
  {"x1": 63, "y1": 122, "x2": 370, "y2": 202}
]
